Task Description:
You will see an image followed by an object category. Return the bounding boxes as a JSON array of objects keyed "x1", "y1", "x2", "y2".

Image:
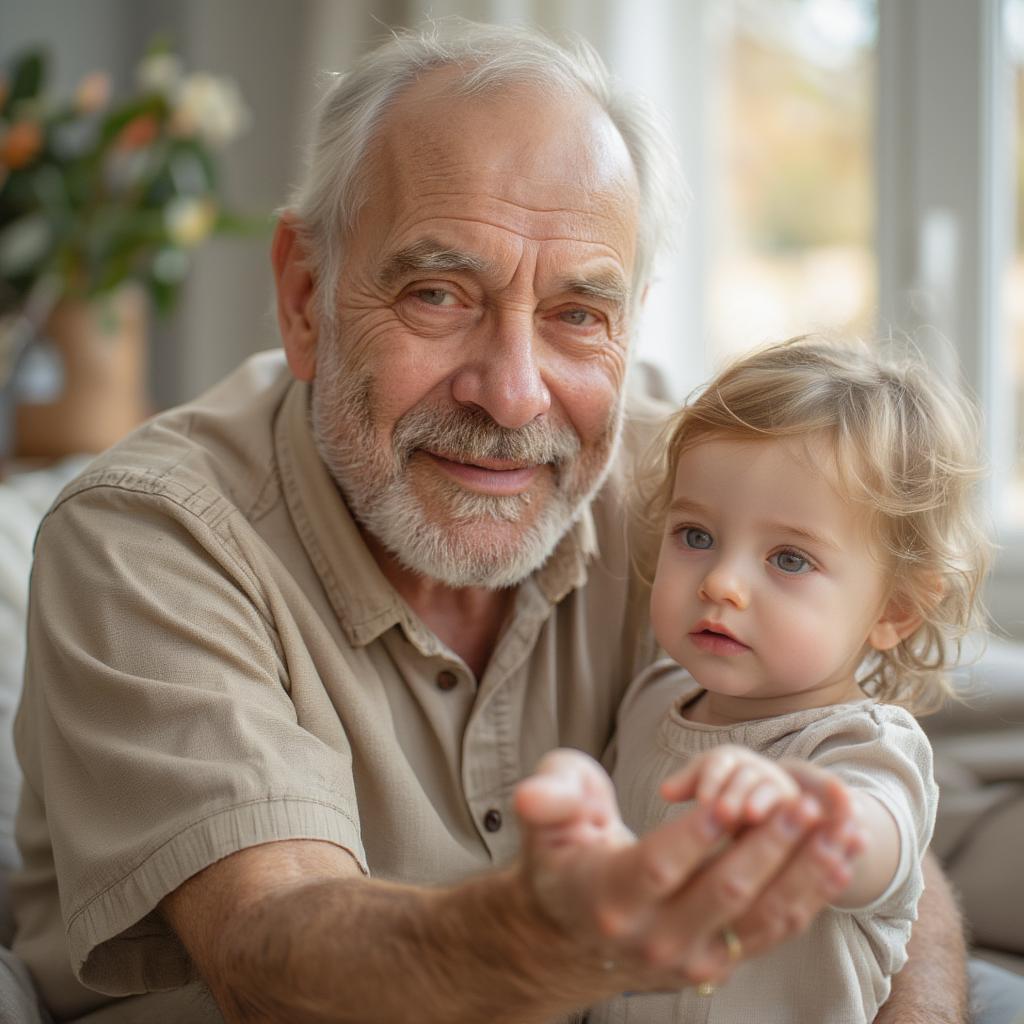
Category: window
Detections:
[{"x1": 708, "y1": 0, "x2": 877, "y2": 365}]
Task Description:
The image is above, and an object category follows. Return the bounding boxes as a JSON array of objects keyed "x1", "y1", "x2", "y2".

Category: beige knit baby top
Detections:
[{"x1": 590, "y1": 660, "x2": 938, "y2": 1024}]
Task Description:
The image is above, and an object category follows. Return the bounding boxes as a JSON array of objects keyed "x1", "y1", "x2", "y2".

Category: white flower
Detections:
[
  {"x1": 172, "y1": 73, "x2": 250, "y2": 147},
  {"x1": 136, "y1": 53, "x2": 183, "y2": 97},
  {"x1": 0, "y1": 214, "x2": 51, "y2": 277},
  {"x1": 164, "y1": 197, "x2": 217, "y2": 247}
]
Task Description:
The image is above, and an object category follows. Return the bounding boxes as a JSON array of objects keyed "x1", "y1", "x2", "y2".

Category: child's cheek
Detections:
[
  {"x1": 649, "y1": 573, "x2": 688, "y2": 662},
  {"x1": 766, "y1": 598, "x2": 839, "y2": 686}
]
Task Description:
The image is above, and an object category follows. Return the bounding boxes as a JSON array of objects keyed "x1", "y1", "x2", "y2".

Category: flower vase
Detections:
[{"x1": 14, "y1": 285, "x2": 149, "y2": 459}]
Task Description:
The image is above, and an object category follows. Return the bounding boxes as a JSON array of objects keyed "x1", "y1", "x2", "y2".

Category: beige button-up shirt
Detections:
[{"x1": 12, "y1": 352, "x2": 662, "y2": 1022}]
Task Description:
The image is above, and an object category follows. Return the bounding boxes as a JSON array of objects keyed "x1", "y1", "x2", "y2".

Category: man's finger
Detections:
[
  {"x1": 782, "y1": 760, "x2": 852, "y2": 825},
  {"x1": 659, "y1": 795, "x2": 823, "y2": 942},
  {"x1": 514, "y1": 748, "x2": 620, "y2": 834},
  {"x1": 514, "y1": 772, "x2": 586, "y2": 829},
  {"x1": 597, "y1": 803, "x2": 726, "y2": 932},
  {"x1": 730, "y1": 820, "x2": 860, "y2": 957}
]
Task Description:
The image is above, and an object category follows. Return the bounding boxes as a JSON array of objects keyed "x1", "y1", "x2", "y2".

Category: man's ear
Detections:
[{"x1": 271, "y1": 214, "x2": 319, "y2": 383}]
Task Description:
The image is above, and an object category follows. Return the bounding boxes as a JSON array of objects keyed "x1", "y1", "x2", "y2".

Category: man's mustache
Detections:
[{"x1": 391, "y1": 404, "x2": 581, "y2": 468}]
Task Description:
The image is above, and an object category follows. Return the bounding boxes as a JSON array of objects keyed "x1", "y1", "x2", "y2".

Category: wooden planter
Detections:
[{"x1": 14, "y1": 286, "x2": 149, "y2": 459}]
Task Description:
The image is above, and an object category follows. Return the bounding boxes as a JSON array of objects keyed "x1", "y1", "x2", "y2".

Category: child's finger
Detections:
[
  {"x1": 660, "y1": 760, "x2": 702, "y2": 802},
  {"x1": 716, "y1": 764, "x2": 763, "y2": 821},
  {"x1": 695, "y1": 751, "x2": 740, "y2": 806},
  {"x1": 744, "y1": 779, "x2": 795, "y2": 822}
]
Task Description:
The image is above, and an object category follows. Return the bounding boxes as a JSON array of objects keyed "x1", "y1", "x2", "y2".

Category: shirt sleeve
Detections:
[
  {"x1": 14, "y1": 483, "x2": 365, "y2": 997},
  {"x1": 787, "y1": 704, "x2": 938, "y2": 972}
]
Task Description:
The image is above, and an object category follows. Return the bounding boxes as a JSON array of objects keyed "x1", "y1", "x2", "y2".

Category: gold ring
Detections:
[
  {"x1": 697, "y1": 981, "x2": 715, "y2": 997},
  {"x1": 722, "y1": 925, "x2": 743, "y2": 961}
]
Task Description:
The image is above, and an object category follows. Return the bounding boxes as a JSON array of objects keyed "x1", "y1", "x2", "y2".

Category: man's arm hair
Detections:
[
  {"x1": 162, "y1": 840, "x2": 592, "y2": 1024},
  {"x1": 162, "y1": 752, "x2": 858, "y2": 1024},
  {"x1": 873, "y1": 850, "x2": 968, "y2": 1024}
]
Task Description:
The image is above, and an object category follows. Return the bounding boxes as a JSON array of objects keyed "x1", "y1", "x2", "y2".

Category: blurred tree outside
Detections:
[{"x1": 710, "y1": 0, "x2": 876, "y2": 364}]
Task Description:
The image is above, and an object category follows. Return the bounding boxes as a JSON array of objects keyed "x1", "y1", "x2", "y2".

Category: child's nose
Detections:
[{"x1": 698, "y1": 563, "x2": 750, "y2": 610}]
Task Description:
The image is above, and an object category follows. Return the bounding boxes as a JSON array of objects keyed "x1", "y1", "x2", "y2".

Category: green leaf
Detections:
[
  {"x1": 145, "y1": 270, "x2": 179, "y2": 316},
  {"x1": 8, "y1": 50, "x2": 47, "y2": 105},
  {"x1": 144, "y1": 34, "x2": 176, "y2": 59},
  {"x1": 97, "y1": 95, "x2": 166, "y2": 148},
  {"x1": 213, "y1": 209, "x2": 270, "y2": 236}
]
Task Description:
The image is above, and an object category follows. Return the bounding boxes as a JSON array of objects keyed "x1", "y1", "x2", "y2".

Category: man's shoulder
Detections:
[{"x1": 47, "y1": 351, "x2": 294, "y2": 528}]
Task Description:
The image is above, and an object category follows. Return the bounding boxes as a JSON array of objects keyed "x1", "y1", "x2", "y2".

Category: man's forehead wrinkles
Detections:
[
  {"x1": 413, "y1": 188, "x2": 627, "y2": 226},
  {"x1": 389, "y1": 214, "x2": 629, "y2": 263},
  {"x1": 415, "y1": 188, "x2": 605, "y2": 217}
]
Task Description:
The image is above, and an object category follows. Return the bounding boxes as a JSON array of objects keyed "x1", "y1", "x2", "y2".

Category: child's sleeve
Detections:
[{"x1": 789, "y1": 704, "x2": 938, "y2": 976}]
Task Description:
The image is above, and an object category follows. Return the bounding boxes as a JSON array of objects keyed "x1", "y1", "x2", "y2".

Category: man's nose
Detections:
[
  {"x1": 449, "y1": 308, "x2": 551, "y2": 429},
  {"x1": 698, "y1": 560, "x2": 750, "y2": 610}
]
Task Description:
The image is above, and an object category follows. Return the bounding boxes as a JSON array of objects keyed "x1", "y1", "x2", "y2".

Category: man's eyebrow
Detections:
[
  {"x1": 557, "y1": 272, "x2": 630, "y2": 309},
  {"x1": 376, "y1": 240, "x2": 489, "y2": 289}
]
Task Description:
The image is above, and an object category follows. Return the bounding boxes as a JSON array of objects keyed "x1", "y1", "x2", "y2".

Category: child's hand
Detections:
[{"x1": 661, "y1": 745, "x2": 801, "y2": 829}]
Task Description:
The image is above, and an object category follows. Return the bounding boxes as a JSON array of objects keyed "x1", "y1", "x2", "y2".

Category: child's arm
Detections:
[
  {"x1": 783, "y1": 760, "x2": 899, "y2": 909},
  {"x1": 663, "y1": 746, "x2": 898, "y2": 907}
]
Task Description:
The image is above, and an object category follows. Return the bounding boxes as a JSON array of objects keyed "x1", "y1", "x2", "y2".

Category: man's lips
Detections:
[
  {"x1": 689, "y1": 620, "x2": 750, "y2": 655},
  {"x1": 421, "y1": 450, "x2": 542, "y2": 495}
]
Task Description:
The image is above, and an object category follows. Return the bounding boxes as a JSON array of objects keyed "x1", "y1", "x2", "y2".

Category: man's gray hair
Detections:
[{"x1": 287, "y1": 19, "x2": 684, "y2": 328}]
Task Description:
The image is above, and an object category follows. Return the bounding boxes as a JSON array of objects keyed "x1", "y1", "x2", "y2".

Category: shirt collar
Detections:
[{"x1": 275, "y1": 379, "x2": 599, "y2": 647}]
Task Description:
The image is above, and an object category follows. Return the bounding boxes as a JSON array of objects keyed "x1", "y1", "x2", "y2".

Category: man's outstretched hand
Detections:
[{"x1": 514, "y1": 748, "x2": 864, "y2": 997}]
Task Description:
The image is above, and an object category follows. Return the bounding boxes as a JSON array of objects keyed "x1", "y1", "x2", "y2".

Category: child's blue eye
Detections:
[
  {"x1": 770, "y1": 550, "x2": 812, "y2": 574},
  {"x1": 683, "y1": 528, "x2": 713, "y2": 550}
]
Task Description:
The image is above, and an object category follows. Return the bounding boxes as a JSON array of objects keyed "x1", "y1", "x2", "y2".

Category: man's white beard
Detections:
[{"x1": 310, "y1": 332, "x2": 623, "y2": 589}]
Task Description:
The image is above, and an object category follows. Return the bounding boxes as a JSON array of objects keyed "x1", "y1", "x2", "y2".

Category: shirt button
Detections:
[
  {"x1": 436, "y1": 670, "x2": 458, "y2": 691},
  {"x1": 483, "y1": 809, "x2": 503, "y2": 833}
]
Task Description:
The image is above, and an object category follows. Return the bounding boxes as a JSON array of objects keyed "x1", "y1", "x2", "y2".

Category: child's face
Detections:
[{"x1": 651, "y1": 435, "x2": 896, "y2": 715}]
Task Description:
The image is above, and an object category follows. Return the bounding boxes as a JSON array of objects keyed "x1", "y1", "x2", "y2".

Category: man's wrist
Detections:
[{"x1": 466, "y1": 863, "x2": 615, "y2": 1018}]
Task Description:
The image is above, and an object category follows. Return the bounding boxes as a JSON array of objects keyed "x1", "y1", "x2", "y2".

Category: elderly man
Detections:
[{"x1": 11, "y1": 22, "x2": 973, "y2": 1024}]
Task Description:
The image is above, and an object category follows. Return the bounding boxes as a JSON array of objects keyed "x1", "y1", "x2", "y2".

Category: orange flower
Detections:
[
  {"x1": 115, "y1": 113, "x2": 159, "y2": 150},
  {"x1": 0, "y1": 120, "x2": 43, "y2": 169},
  {"x1": 75, "y1": 71, "x2": 112, "y2": 113}
]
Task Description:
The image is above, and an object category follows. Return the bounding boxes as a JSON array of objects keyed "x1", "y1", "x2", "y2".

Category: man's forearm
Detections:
[
  {"x1": 213, "y1": 867, "x2": 600, "y2": 1024},
  {"x1": 875, "y1": 851, "x2": 968, "y2": 1024}
]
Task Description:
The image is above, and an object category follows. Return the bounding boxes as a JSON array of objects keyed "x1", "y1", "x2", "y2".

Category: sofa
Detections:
[{"x1": 1, "y1": 458, "x2": 1023, "y2": 1019}]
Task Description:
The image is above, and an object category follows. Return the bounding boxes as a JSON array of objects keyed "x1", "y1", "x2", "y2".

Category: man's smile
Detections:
[{"x1": 421, "y1": 449, "x2": 542, "y2": 495}]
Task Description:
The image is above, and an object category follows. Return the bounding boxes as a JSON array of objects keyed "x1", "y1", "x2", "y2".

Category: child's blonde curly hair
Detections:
[{"x1": 635, "y1": 336, "x2": 992, "y2": 714}]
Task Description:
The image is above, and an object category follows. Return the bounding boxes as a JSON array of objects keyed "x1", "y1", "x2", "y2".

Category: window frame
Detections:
[{"x1": 876, "y1": 0, "x2": 1022, "y2": 633}]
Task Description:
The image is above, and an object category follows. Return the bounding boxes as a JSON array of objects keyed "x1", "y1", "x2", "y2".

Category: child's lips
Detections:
[{"x1": 689, "y1": 622, "x2": 750, "y2": 655}]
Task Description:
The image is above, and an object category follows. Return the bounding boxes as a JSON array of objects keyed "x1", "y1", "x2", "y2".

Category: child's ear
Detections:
[
  {"x1": 867, "y1": 605, "x2": 921, "y2": 652},
  {"x1": 868, "y1": 578, "x2": 943, "y2": 652}
]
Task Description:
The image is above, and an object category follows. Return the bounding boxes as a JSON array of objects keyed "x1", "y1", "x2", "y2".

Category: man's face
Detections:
[{"x1": 311, "y1": 74, "x2": 640, "y2": 588}]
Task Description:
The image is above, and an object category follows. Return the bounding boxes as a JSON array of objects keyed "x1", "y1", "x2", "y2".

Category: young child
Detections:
[{"x1": 588, "y1": 337, "x2": 991, "y2": 1024}]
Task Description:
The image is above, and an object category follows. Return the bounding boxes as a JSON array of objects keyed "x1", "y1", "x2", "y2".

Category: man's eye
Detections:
[
  {"x1": 413, "y1": 288, "x2": 456, "y2": 306},
  {"x1": 558, "y1": 308, "x2": 597, "y2": 326},
  {"x1": 682, "y1": 527, "x2": 713, "y2": 550},
  {"x1": 770, "y1": 550, "x2": 813, "y2": 574}
]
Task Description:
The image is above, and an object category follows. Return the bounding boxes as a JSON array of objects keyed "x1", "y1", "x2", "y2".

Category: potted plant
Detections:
[{"x1": 0, "y1": 43, "x2": 257, "y2": 462}]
